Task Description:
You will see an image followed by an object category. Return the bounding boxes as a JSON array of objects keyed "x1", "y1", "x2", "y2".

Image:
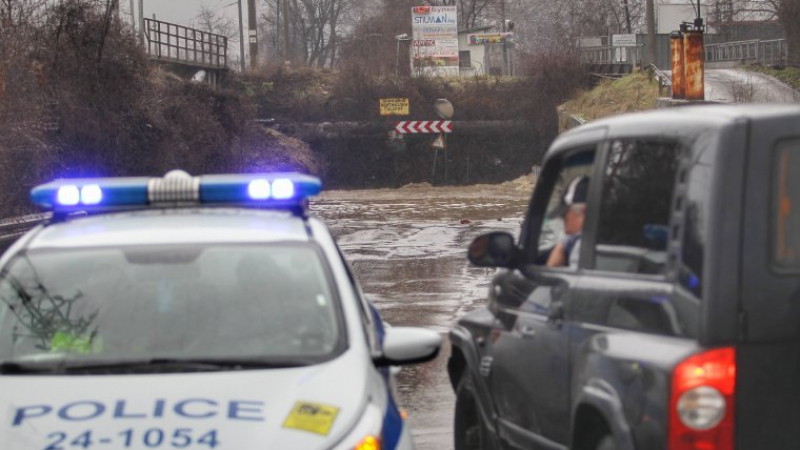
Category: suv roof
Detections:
[
  {"x1": 24, "y1": 208, "x2": 312, "y2": 249},
  {"x1": 551, "y1": 103, "x2": 800, "y2": 155}
]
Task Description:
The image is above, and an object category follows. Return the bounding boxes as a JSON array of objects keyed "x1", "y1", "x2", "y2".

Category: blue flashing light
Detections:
[
  {"x1": 80, "y1": 185, "x2": 103, "y2": 205},
  {"x1": 272, "y1": 178, "x2": 295, "y2": 200},
  {"x1": 248, "y1": 179, "x2": 271, "y2": 200},
  {"x1": 198, "y1": 173, "x2": 320, "y2": 204},
  {"x1": 57, "y1": 186, "x2": 80, "y2": 206},
  {"x1": 31, "y1": 171, "x2": 322, "y2": 212}
]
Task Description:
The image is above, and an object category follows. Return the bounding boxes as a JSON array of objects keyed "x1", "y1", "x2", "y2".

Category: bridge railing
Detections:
[
  {"x1": 759, "y1": 39, "x2": 789, "y2": 66},
  {"x1": 705, "y1": 38, "x2": 788, "y2": 66},
  {"x1": 0, "y1": 214, "x2": 48, "y2": 253},
  {"x1": 579, "y1": 45, "x2": 644, "y2": 66},
  {"x1": 145, "y1": 18, "x2": 228, "y2": 69}
]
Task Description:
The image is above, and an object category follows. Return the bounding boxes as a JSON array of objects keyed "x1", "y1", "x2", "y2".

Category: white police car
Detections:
[{"x1": 0, "y1": 170, "x2": 441, "y2": 450}]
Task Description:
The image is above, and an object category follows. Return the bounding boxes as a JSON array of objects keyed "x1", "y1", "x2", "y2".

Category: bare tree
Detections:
[
  {"x1": 193, "y1": 2, "x2": 241, "y2": 68},
  {"x1": 258, "y1": 0, "x2": 354, "y2": 67},
  {"x1": 708, "y1": 0, "x2": 798, "y2": 66}
]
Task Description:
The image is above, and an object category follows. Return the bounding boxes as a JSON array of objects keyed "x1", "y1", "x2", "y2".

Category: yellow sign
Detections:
[
  {"x1": 283, "y1": 401, "x2": 340, "y2": 436},
  {"x1": 380, "y1": 98, "x2": 410, "y2": 116}
]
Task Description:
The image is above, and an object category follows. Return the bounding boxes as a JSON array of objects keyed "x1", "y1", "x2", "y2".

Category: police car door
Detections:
[{"x1": 486, "y1": 142, "x2": 599, "y2": 450}]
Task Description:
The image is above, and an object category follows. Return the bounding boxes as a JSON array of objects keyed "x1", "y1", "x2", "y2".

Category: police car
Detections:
[{"x1": 0, "y1": 170, "x2": 441, "y2": 450}]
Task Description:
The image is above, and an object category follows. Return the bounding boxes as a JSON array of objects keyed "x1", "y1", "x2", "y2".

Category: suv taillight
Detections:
[{"x1": 669, "y1": 347, "x2": 736, "y2": 450}]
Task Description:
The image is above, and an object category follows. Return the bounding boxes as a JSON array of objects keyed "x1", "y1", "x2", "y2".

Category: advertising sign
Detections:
[
  {"x1": 411, "y1": 5, "x2": 459, "y2": 77},
  {"x1": 380, "y1": 98, "x2": 410, "y2": 116},
  {"x1": 468, "y1": 33, "x2": 515, "y2": 45}
]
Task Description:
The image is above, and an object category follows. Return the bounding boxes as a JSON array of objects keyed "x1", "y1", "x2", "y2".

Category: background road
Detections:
[{"x1": 313, "y1": 178, "x2": 533, "y2": 450}]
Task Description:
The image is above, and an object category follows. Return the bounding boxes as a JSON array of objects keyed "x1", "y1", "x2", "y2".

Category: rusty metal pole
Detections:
[
  {"x1": 684, "y1": 29, "x2": 705, "y2": 101},
  {"x1": 670, "y1": 31, "x2": 685, "y2": 99}
]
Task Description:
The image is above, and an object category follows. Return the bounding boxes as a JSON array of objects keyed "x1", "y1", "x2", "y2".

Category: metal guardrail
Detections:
[
  {"x1": 705, "y1": 38, "x2": 788, "y2": 66},
  {"x1": 0, "y1": 214, "x2": 48, "y2": 251},
  {"x1": 580, "y1": 45, "x2": 644, "y2": 66},
  {"x1": 145, "y1": 18, "x2": 228, "y2": 69},
  {"x1": 649, "y1": 63, "x2": 672, "y2": 97},
  {"x1": 759, "y1": 39, "x2": 789, "y2": 66}
]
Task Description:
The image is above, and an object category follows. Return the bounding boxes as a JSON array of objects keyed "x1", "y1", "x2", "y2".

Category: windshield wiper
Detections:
[
  {"x1": 0, "y1": 361, "x2": 56, "y2": 374},
  {"x1": 0, "y1": 357, "x2": 316, "y2": 374},
  {"x1": 60, "y1": 357, "x2": 316, "y2": 372}
]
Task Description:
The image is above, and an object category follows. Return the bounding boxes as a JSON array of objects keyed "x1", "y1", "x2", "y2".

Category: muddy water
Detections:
[{"x1": 312, "y1": 179, "x2": 533, "y2": 450}]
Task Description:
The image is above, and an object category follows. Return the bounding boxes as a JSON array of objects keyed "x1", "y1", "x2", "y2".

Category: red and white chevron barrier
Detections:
[{"x1": 395, "y1": 121, "x2": 453, "y2": 134}]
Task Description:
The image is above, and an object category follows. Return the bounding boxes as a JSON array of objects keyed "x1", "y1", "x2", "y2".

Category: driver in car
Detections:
[{"x1": 546, "y1": 176, "x2": 589, "y2": 268}]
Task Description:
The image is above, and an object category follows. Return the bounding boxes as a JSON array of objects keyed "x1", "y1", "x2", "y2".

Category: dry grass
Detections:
[
  {"x1": 744, "y1": 65, "x2": 800, "y2": 91},
  {"x1": 559, "y1": 72, "x2": 659, "y2": 122}
]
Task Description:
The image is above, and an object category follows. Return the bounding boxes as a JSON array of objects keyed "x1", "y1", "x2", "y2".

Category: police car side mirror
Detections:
[
  {"x1": 375, "y1": 327, "x2": 442, "y2": 367},
  {"x1": 468, "y1": 232, "x2": 520, "y2": 268}
]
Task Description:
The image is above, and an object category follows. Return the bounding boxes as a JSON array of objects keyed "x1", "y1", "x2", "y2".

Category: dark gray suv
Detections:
[{"x1": 448, "y1": 104, "x2": 800, "y2": 450}]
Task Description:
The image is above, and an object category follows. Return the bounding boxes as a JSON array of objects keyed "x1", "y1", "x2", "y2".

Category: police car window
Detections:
[
  {"x1": 0, "y1": 244, "x2": 344, "y2": 367},
  {"x1": 773, "y1": 139, "x2": 800, "y2": 270},
  {"x1": 593, "y1": 139, "x2": 680, "y2": 275}
]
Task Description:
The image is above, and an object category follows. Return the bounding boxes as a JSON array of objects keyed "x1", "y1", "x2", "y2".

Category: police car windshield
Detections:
[{"x1": 0, "y1": 244, "x2": 343, "y2": 368}]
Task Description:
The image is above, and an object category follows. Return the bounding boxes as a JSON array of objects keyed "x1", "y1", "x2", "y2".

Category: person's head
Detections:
[{"x1": 556, "y1": 176, "x2": 589, "y2": 235}]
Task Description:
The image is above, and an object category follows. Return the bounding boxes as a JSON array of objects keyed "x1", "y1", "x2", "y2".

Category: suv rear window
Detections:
[{"x1": 773, "y1": 139, "x2": 800, "y2": 270}]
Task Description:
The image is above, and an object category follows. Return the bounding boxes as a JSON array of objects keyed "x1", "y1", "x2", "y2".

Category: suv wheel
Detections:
[{"x1": 454, "y1": 375, "x2": 493, "y2": 450}]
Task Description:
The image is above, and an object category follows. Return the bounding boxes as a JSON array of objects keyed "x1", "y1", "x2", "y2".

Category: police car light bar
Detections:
[{"x1": 30, "y1": 170, "x2": 321, "y2": 212}]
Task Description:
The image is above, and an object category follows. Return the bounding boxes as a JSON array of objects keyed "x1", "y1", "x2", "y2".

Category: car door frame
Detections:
[{"x1": 488, "y1": 128, "x2": 607, "y2": 450}]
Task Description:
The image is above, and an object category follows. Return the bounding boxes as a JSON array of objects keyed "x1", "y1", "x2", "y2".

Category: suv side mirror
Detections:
[
  {"x1": 375, "y1": 327, "x2": 441, "y2": 367},
  {"x1": 468, "y1": 232, "x2": 521, "y2": 268}
]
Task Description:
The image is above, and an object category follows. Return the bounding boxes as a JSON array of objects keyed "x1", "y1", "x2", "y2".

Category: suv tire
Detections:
[{"x1": 454, "y1": 374, "x2": 494, "y2": 450}]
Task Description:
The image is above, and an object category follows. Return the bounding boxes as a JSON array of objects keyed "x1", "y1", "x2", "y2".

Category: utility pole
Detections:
[
  {"x1": 622, "y1": 0, "x2": 632, "y2": 33},
  {"x1": 500, "y1": 0, "x2": 508, "y2": 76},
  {"x1": 646, "y1": 0, "x2": 656, "y2": 65},
  {"x1": 282, "y1": 0, "x2": 290, "y2": 64},
  {"x1": 138, "y1": 0, "x2": 145, "y2": 46},
  {"x1": 237, "y1": 0, "x2": 246, "y2": 72},
  {"x1": 129, "y1": 0, "x2": 135, "y2": 28},
  {"x1": 247, "y1": 0, "x2": 258, "y2": 69}
]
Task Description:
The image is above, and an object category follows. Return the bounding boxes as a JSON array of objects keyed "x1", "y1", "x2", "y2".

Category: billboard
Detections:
[{"x1": 412, "y1": 5, "x2": 459, "y2": 77}]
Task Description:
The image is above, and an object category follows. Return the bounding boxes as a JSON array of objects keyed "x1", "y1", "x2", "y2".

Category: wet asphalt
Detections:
[{"x1": 312, "y1": 180, "x2": 532, "y2": 450}]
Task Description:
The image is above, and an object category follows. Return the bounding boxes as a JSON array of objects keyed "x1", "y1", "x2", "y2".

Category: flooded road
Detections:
[{"x1": 312, "y1": 178, "x2": 534, "y2": 450}]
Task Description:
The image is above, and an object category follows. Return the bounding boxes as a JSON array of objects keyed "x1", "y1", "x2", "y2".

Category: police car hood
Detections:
[{"x1": 0, "y1": 349, "x2": 374, "y2": 450}]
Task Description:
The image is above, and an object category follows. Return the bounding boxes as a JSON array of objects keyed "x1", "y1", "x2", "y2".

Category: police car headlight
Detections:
[{"x1": 333, "y1": 403, "x2": 383, "y2": 450}]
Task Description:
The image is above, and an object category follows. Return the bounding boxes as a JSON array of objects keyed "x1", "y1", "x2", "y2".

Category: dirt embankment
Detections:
[
  {"x1": 559, "y1": 72, "x2": 659, "y2": 126},
  {"x1": 0, "y1": 2, "x2": 318, "y2": 219}
]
